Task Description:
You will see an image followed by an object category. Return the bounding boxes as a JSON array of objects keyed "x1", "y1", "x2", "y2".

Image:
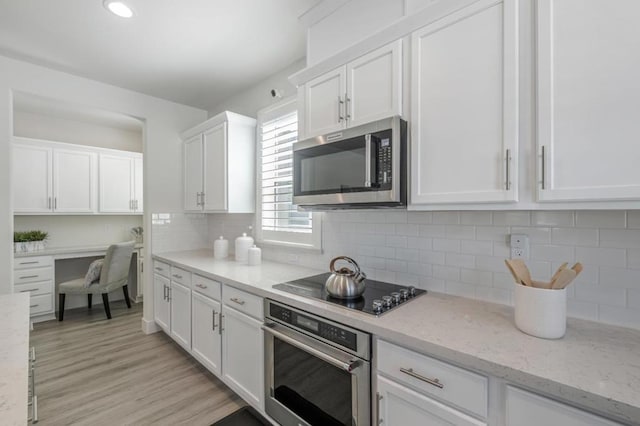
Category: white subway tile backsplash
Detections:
[
  {"x1": 551, "y1": 228, "x2": 599, "y2": 247},
  {"x1": 576, "y1": 247, "x2": 626, "y2": 267},
  {"x1": 493, "y1": 211, "x2": 531, "y2": 226},
  {"x1": 600, "y1": 229, "x2": 640, "y2": 249},
  {"x1": 532, "y1": 211, "x2": 575, "y2": 227},
  {"x1": 576, "y1": 210, "x2": 626, "y2": 228},
  {"x1": 203, "y1": 210, "x2": 640, "y2": 331}
]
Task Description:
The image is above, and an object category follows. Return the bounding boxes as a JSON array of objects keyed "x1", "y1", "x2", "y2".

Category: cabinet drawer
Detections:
[
  {"x1": 29, "y1": 293, "x2": 53, "y2": 316},
  {"x1": 14, "y1": 267, "x2": 54, "y2": 285},
  {"x1": 170, "y1": 266, "x2": 192, "y2": 287},
  {"x1": 15, "y1": 280, "x2": 53, "y2": 297},
  {"x1": 223, "y1": 285, "x2": 262, "y2": 319},
  {"x1": 193, "y1": 274, "x2": 221, "y2": 301},
  {"x1": 377, "y1": 340, "x2": 488, "y2": 419},
  {"x1": 14, "y1": 256, "x2": 53, "y2": 270},
  {"x1": 153, "y1": 260, "x2": 171, "y2": 278}
]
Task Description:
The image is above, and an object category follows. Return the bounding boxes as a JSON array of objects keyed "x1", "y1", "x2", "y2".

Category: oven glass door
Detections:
[
  {"x1": 273, "y1": 336, "x2": 352, "y2": 426},
  {"x1": 294, "y1": 135, "x2": 374, "y2": 196}
]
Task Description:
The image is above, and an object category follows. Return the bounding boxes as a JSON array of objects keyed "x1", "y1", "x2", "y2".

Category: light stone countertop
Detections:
[
  {"x1": 0, "y1": 293, "x2": 30, "y2": 426},
  {"x1": 14, "y1": 243, "x2": 144, "y2": 258},
  {"x1": 154, "y1": 249, "x2": 640, "y2": 425}
]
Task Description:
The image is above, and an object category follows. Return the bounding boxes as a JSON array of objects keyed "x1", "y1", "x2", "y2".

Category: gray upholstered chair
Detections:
[{"x1": 58, "y1": 241, "x2": 135, "y2": 321}]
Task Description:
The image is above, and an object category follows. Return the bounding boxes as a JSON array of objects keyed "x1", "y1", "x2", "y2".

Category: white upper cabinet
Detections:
[
  {"x1": 99, "y1": 152, "x2": 143, "y2": 214},
  {"x1": 410, "y1": 0, "x2": 518, "y2": 205},
  {"x1": 182, "y1": 111, "x2": 256, "y2": 213},
  {"x1": 299, "y1": 40, "x2": 403, "y2": 139},
  {"x1": 13, "y1": 143, "x2": 52, "y2": 213},
  {"x1": 537, "y1": 0, "x2": 640, "y2": 202},
  {"x1": 13, "y1": 138, "x2": 98, "y2": 214}
]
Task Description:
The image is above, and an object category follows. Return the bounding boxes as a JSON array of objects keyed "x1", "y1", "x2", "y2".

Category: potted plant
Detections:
[{"x1": 14, "y1": 230, "x2": 48, "y2": 253}]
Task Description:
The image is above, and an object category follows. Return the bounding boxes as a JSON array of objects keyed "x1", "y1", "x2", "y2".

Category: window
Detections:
[{"x1": 256, "y1": 98, "x2": 321, "y2": 249}]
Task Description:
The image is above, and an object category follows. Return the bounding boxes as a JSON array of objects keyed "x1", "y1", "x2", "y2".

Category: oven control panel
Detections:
[{"x1": 269, "y1": 303, "x2": 357, "y2": 352}]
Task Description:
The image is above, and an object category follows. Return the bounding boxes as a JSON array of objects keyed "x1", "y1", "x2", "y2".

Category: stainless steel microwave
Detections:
[{"x1": 292, "y1": 116, "x2": 407, "y2": 210}]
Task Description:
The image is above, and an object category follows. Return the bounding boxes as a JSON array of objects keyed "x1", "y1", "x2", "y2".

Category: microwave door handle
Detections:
[{"x1": 365, "y1": 134, "x2": 372, "y2": 188}]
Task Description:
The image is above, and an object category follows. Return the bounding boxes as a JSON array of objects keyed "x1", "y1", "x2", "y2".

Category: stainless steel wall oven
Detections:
[{"x1": 263, "y1": 300, "x2": 371, "y2": 426}]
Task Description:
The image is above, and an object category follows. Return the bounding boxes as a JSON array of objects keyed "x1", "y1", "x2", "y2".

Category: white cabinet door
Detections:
[
  {"x1": 13, "y1": 144, "x2": 52, "y2": 213},
  {"x1": 133, "y1": 157, "x2": 143, "y2": 212},
  {"x1": 170, "y1": 281, "x2": 191, "y2": 351},
  {"x1": 222, "y1": 305, "x2": 264, "y2": 410},
  {"x1": 202, "y1": 123, "x2": 227, "y2": 212},
  {"x1": 191, "y1": 292, "x2": 222, "y2": 377},
  {"x1": 537, "y1": 0, "x2": 640, "y2": 201},
  {"x1": 153, "y1": 274, "x2": 170, "y2": 333},
  {"x1": 302, "y1": 67, "x2": 346, "y2": 138},
  {"x1": 99, "y1": 154, "x2": 134, "y2": 213},
  {"x1": 53, "y1": 149, "x2": 96, "y2": 213},
  {"x1": 347, "y1": 40, "x2": 402, "y2": 128},
  {"x1": 505, "y1": 386, "x2": 623, "y2": 426},
  {"x1": 411, "y1": 0, "x2": 518, "y2": 205},
  {"x1": 184, "y1": 134, "x2": 203, "y2": 211},
  {"x1": 377, "y1": 376, "x2": 486, "y2": 426}
]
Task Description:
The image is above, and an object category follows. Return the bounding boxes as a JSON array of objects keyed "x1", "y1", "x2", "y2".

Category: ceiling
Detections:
[{"x1": 0, "y1": 0, "x2": 317, "y2": 111}]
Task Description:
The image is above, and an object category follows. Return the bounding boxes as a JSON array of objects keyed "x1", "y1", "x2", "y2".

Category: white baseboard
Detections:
[{"x1": 141, "y1": 317, "x2": 161, "y2": 334}]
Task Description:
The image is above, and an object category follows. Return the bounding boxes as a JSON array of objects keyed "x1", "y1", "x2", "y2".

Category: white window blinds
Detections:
[{"x1": 259, "y1": 109, "x2": 313, "y2": 235}]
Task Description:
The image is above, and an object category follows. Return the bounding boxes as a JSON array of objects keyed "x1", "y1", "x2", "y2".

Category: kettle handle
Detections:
[{"x1": 329, "y1": 256, "x2": 361, "y2": 276}]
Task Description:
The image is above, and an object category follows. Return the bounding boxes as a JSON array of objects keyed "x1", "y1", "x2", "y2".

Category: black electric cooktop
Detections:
[{"x1": 273, "y1": 273, "x2": 426, "y2": 315}]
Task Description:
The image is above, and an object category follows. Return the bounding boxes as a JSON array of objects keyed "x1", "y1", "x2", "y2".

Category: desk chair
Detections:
[{"x1": 58, "y1": 241, "x2": 135, "y2": 321}]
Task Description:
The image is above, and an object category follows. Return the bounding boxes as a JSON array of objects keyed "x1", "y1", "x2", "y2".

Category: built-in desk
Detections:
[{"x1": 14, "y1": 244, "x2": 143, "y2": 322}]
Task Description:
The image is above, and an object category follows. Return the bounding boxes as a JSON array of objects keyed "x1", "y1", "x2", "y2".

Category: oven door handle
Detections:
[{"x1": 262, "y1": 323, "x2": 360, "y2": 373}]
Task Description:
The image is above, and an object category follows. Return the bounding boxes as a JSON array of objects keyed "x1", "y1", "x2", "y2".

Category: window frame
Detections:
[{"x1": 255, "y1": 97, "x2": 322, "y2": 251}]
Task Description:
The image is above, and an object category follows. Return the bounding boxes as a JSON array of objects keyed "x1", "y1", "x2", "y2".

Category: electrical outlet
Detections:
[{"x1": 510, "y1": 233, "x2": 529, "y2": 259}]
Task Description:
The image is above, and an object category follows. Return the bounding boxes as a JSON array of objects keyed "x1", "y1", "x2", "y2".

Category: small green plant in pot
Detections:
[{"x1": 14, "y1": 230, "x2": 48, "y2": 253}]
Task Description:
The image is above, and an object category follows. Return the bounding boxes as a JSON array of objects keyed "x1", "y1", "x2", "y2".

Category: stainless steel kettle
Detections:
[{"x1": 324, "y1": 256, "x2": 367, "y2": 299}]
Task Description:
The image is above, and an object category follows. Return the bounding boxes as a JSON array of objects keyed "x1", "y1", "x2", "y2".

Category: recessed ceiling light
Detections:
[{"x1": 104, "y1": 1, "x2": 134, "y2": 18}]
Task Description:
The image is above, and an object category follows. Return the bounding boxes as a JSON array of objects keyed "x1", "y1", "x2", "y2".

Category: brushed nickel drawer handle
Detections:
[
  {"x1": 230, "y1": 297, "x2": 245, "y2": 305},
  {"x1": 399, "y1": 367, "x2": 444, "y2": 389},
  {"x1": 20, "y1": 289, "x2": 38, "y2": 293},
  {"x1": 19, "y1": 261, "x2": 39, "y2": 265},
  {"x1": 20, "y1": 275, "x2": 40, "y2": 279},
  {"x1": 30, "y1": 304, "x2": 39, "y2": 308},
  {"x1": 155, "y1": 267, "x2": 163, "y2": 271},
  {"x1": 172, "y1": 274, "x2": 183, "y2": 279},
  {"x1": 196, "y1": 283, "x2": 208, "y2": 289}
]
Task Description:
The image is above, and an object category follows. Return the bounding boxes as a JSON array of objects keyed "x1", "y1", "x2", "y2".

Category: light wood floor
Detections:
[{"x1": 31, "y1": 301, "x2": 244, "y2": 425}]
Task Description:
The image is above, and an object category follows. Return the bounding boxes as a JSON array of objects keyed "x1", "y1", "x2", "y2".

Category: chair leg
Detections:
[
  {"x1": 88, "y1": 294, "x2": 92, "y2": 309},
  {"x1": 123, "y1": 285, "x2": 132, "y2": 309},
  {"x1": 59, "y1": 293, "x2": 65, "y2": 321},
  {"x1": 102, "y1": 293, "x2": 112, "y2": 319}
]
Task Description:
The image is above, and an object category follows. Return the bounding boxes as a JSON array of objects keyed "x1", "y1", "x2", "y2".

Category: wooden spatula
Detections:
[
  {"x1": 505, "y1": 259, "x2": 533, "y2": 287},
  {"x1": 552, "y1": 268, "x2": 576, "y2": 289},
  {"x1": 504, "y1": 259, "x2": 523, "y2": 284},
  {"x1": 571, "y1": 262, "x2": 583, "y2": 276},
  {"x1": 551, "y1": 262, "x2": 568, "y2": 283}
]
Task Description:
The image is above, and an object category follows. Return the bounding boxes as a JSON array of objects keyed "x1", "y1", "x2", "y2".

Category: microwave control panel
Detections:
[{"x1": 377, "y1": 137, "x2": 392, "y2": 187}]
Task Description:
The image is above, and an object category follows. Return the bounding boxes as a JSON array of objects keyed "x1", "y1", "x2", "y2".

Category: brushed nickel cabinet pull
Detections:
[
  {"x1": 541, "y1": 145, "x2": 546, "y2": 190},
  {"x1": 54, "y1": 197, "x2": 57, "y2": 210},
  {"x1": 20, "y1": 275, "x2": 39, "y2": 279},
  {"x1": 399, "y1": 367, "x2": 444, "y2": 389},
  {"x1": 345, "y1": 93, "x2": 351, "y2": 120},
  {"x1": 338, "y1": 96, "x2": 345, "y2": 123},
  {"x1": 48, "y1": 197, "x2": 51, "y2": 210},
  {"x1": 19, "y1": 261, "x2": 39, "y2": 265},
  {"x1": 219, "y1": 312, "x2": 224, "y2": 335},
  {"x1": 30, "y1": 304, "x2": 39, "y2": 308},
  {"x1": 155, "y1": 267, "x2": 163, "y2": 271},
  {"x1": 230, "y1": 297, "x2": 245, "y2": 305},
  {"x1": 20, "y1": 289, "x2": 38, "y2": 293},
  {"x1": 196, "y1": 283, "x2": 207, "y2": 289},
  {"x1": 172, "y1": 274, "x2": 183, "y2": 279},
  {"x1": 212, "y1": 310, "x2": 217, "y2": 331},
  {"x1": 505, "y1": 148, "x2": 511, "y2": 190},
  {"x1": 376, "y1": 392, "x2": 383, "y2": 425}
]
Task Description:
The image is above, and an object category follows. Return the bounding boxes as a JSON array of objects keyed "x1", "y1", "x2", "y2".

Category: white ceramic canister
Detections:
[
  {"x1": 248, "y1": 245, "x2": 262, "y2": 266},
  {"x1": 213, "y1": 236, "x2": 229, "y2": 259},
  {"x1": 235, "y1": 233, "x2": 254, "y2": 263},
  {"x1": 514, "y1": 283, "x2": 567, "y2": 339}
]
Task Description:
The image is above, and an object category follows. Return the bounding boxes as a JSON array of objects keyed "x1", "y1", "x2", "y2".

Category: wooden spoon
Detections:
[
  {"x1": 571, "y1": 262, "x2": 583, "y2": 276},
  {"x1": 551, "y1": 268, "x2": 577, "y2": 289},
  {"x1": 504, "y1": 259, "x2": 523, "y2": 284},
  {"x1": 551, "y1": 262, "x2": 568, "y2": 283},
  {"x1": 505, "y1": 259, "x2": 533, "y2": 287}
]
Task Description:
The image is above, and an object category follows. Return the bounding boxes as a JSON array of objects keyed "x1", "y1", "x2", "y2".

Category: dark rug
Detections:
[{"x1": 212, "y1": 406, "x2": 271, "y2": 426}]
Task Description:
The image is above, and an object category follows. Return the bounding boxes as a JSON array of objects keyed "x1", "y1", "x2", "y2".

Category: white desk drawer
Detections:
[
  {"x1": 14, "y1": 267, "x2": 54, "y2": 285},
  {"x1": 170, "y1": 266, "x2": 191, "y2": 287},
  {"x1": 153, "y1": 260, "x2": 171, "y2": 278},
  {"x1": 15, "y1": 280, "x2": 53, "y2": 297},
  {"x1": 377, "y1": 340, "x2": 488, "y2": 419},
  {"x1": 29, "y1": 293, "x2": 53, "y2": 316},
  {"x1": 223, "y1": 285, "x2": 262, "y2": 319},
  {"x1": 14, "y1": 256, "x2": 53, "y2": 270},
  {"x1": 193, "y1": 274, "x2": 221, "y2": 301}
]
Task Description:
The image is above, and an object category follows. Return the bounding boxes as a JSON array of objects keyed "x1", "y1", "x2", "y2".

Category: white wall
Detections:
[
  {"x1": 14, "y1": 215, "x2": 142, "y2": 248},
  {"x1": 0, "y1": 55, "x2": 207, "y2": 332},
  {"x1": 13, "y1": 110, "x2": 143, "y2": 152}
]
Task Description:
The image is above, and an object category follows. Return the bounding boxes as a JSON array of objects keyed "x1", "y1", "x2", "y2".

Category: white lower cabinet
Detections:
[
  {"x1": 13, "y1": 255, "x2": 55, "y2": 322},
  {"x1": 153, "y1": 273, "x2": 170, "y2": 333},
  {"x1": 377, "y1": 375, "x2": 486, "y2": 426},
  {"x1": 505, "y1": 386, "x2": 623, "y2": 426},
  {"x1": 169, "y1": 281, "x2": 191, "y2": 351},
  {"x1": 191, "y1": 291, "x2": 222, "y2": 376},
  {"x1": 221, "y1": 304, "x2": 264, "y2": 411}
]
